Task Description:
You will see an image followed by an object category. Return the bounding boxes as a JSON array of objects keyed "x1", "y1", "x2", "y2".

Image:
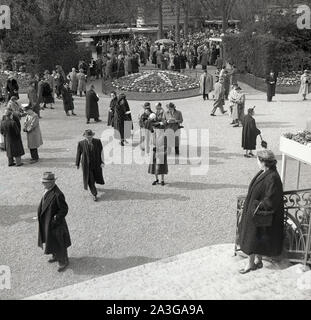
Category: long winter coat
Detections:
[
  {"x1": 242, "y1": 114, "x2": 261, "y2": 150},
  {"x1": 6, "y1": 78, "x2": 19, "y2": 100},
  {"x1": 38, "y1": 185, "x2": 71, "y2": 255},
  {"x1": 68, "y1": 71, "x2": 79, "y2": 92},
  {"x1": 61, "y1": 87, "x2": 74, "y2": 112},
  {"x1": 76, "y1": 139, "x2": 105, "y2": 190},
  {"x1": 24, "y1": 113, "x2": 43, "y2": 149},
  {"x1": 86, "y1": 89, "x2": 99, "y2": 120},
  {"x1": 199, "y1": 73, "x2": 214, "y2": 94},
  {"x1": 42, "y1": 82, "x2": 54, "y2": 104},
  {"x1": 108, "y1": 97, "x2": 118, "y2": 127},
  {"x1": 77, "y1": 72, "x2": 87, "y2": 92},
  {"x1": 114, "y1": 97, "x2": 132, "y2": 140},
  {"x1": 0, "y1": 116, "x2": 25, "y2": 158},
  {"x1": 239, "y1": 168, "x2": 284, "y2": 257},
  {"x1": 266, "y1": 75, "x2": 277, "y2": 99}
]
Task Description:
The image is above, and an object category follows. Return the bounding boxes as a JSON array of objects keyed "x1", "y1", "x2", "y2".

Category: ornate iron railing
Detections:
[{"x1": 235, "y1": 189, "x2": 311, "y2": 266}]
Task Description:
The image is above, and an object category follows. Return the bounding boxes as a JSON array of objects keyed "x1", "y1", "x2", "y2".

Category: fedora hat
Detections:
[
  {"x1": 83, "y1": 129, "x2": 95, "y2": 137},
  {"x1": 41, "y1": 172, "x2": 57, "y2": 182}
]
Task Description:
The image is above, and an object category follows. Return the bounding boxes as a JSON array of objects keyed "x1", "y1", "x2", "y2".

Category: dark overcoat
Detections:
[
  {"x1": 266, "y1": 75, "x2": 277, "y2": 99},
  {"x1": 242, "y1": 115, "x2": 261, "y2": 150},
  {"x1": 76, "y1": 139, "x2": 105, "y2": 190},
  {"x1": 0, "y1": 116, "x2": 25, "y2": 158},
  {"x1": 86, "y1": 90, "x2": 99, "y2": 120},
  {"x1": 108, "y1": 97, "x2": 118, "y2": 127},
  {"x1": 27, "y1": 86, "x2": 40, "y2": 114},
  {"x1": 61, "y1": 87, "x2": 74, "y2": 112},
  {"x1": 6, "y1": 79, "x2": 19, "y2": 100},
  {"x1": 38, "y1": 185, "x2": 71, "y2": 255},
  {"x1": 42, "y1": 82, "x2": 54, "y2": 104},
  {"x1": 239, "y1": 168, "x2": 284, "y2": 257},
  {"x1": 114, "y1": 97, "x2": 133, "y2": 140}
]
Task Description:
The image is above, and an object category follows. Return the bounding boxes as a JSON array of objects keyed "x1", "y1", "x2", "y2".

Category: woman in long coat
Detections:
[
  {"x1": 0, "y1": 109, "x2": 25, "y2": 166},
  {"x1": 148, "y1": 120, "x2": 168, "y2": 186},
  {"x1": 6, "y1": 74, "x2": 19, "y2": 101},
  {"x1": 23, "y1": 106, "x2": 43, "y2": 162},
  {"x1": 299, "y1": 70, "x2": 310, "y2": 101},
  {"x1": 77, "y1": 70, "x2": 87, "y2": 97},
  {"x1": 68, "y1": 68, "x2": 79, "y2": 95},
  {"x1": 242, "y1": 108, "x2": 261, "y2": 158},
  {"x1": 108, "y1": 91, "x2": 118, "y2": 127},
  {"x1": 239, "y1": 150, "x2": 284, "y2": 274},
  {"x1": 42, "y1": 81, "x2": 55, "y2": 109},
  {"x1": 117, "y1": 58, "x2": 125, "y2": 79},
  {"x1": 61, "y1": 84, "x2": 76, "y2": 116}
]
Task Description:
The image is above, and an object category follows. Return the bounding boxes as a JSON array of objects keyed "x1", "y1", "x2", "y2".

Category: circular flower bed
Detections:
[
  {"x1": 283, "y1": 130, "x2": 311, "y2": 147},
  {"x1": 277, "y1": 71, "x2": 304, "y2": 87},
  {"x1": 112, "y1": 71, "x2": 200, "y2": 93}
]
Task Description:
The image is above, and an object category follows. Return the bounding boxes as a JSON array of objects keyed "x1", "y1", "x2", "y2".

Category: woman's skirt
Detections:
[{"x1": 148, "y1": 148, "x2": 168, "y2": 175}]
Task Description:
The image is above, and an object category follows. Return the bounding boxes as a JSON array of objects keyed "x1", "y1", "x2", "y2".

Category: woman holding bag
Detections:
[{"x1": 239, "y1": 150, "x2": 284, "y2": 274}]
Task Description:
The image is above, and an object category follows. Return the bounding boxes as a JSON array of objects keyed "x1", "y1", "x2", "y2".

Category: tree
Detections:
[{"x1": 200, "y1": 0, "x2": 236, "y2": 32}]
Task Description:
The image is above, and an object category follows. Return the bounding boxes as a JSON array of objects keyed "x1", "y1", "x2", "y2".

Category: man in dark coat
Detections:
[
  {"x1": 114, "y1": 94, "x2": 132, "y2": 146},
  {"x1": 0, "y1": 109, "x2": 25, "y2": 166},
  {"x1": 239, "y1": 150, "x2": 284, "y2": 274},
  {"x1": 85, "y1": 85, "x2": 101, "y2": 124},
  {"x1": 6, "y1": 73, "x2": 19, "y2": 102},
  {"x1": 266, "y1": 71, "x2": 277, "y2": 102},
  {"x1": 61, "y1": 83, "x2": 76, "y2": 116},
  {"x1": 242, "y1": 108, "x2": 261, "y2": 158},
  {"x1": 38, "y1": 172, "x2": 71, "y2": 272},
  {"x1": 108, "y1": 91, "x2": 118, "y2": 127},
  {"x1": 76, "y1": 130, "x2": 105, "y2": 202}
]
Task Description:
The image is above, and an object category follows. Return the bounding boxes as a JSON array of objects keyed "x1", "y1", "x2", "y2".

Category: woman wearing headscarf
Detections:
[{"x1": 239, "y1": 150, "x2": 284, "y2": 274}]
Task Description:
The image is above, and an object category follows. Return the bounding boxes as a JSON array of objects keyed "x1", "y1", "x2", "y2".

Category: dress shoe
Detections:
[
  {"x1": 16, "y1": 163, "x2": 24, "y2": 167},
  {"x1": 86, "y1": 121, "x2": 90, "y2": 124},
  {"x1": 95, "y1": 119, "x2": 102, "y2": 123},
  {"x1": 152, "y1": 180, "x2": 159, "y2": 186},
  {"x1": 161, "y1": 181, "x2": 165, "y2": 186},
  {"x1": 93, "y1": 196, "x2": 98, "y2": 202},
  {"x1": 210, "y1": 114, "x2": 216, "y2": 117},
  {"x1": 8, "y1": 163, "x2": 16, "y2": 167},
  {"x1": 72, "y1": 112, "x2": 77, "y2": 116},
  {"x1": 48, "y1": 256, "x2": 58, "y2": 263},
  {"x1": 30, "y1": 159, "x2": 39, "y2": 164},
  {"x1": 58, "y1": 262, "x2": 69, "y2": 272}
]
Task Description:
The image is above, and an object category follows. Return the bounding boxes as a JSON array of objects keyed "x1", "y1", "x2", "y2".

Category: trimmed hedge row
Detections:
[{"x1": 223, "y1": 33, "x2": 311, "y2": 78}]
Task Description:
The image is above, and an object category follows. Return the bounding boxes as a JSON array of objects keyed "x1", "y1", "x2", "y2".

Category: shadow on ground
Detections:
[
  {"x1": 68, "y1": 256, "x2": 159, "y2": 276},
  {"x1": 167, "y1": 182, "x2": 248, "y2": 191},
  {"x1": 97, "y1": 189, "x2": 190, "y2": 202},
  {"x1": 0, "y1": 205, "x2": 38, "y2": 226}
]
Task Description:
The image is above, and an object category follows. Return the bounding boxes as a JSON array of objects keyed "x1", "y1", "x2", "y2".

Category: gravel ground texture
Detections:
[{"x1": 0, "y1": 73, "x2": 311, "y2": 300}]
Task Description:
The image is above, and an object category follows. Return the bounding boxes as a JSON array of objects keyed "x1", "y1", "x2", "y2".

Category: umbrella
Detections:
[{"x1": 155, "y1": 39, "x2": 174, "y2": 45}]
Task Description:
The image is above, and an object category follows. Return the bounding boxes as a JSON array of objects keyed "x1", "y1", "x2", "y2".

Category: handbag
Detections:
[{"x1": 252, "y1": 201, "x2": 274, "y2": 227}]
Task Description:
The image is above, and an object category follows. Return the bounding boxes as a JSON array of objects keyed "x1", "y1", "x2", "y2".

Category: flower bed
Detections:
[
  {"x1": 283, "y1": 131, "x2": 311, "y2": 147},
  {"x1": 277, "y1": 71, "x2": 304, "y2": 87},
  {"x1": 111, "y1": 71, "x2": 200, "y2": 94}
]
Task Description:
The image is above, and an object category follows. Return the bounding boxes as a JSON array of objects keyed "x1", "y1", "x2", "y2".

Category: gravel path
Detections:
[{"x1": 1, "y1": 77, "x2": 311, "y2": 299}]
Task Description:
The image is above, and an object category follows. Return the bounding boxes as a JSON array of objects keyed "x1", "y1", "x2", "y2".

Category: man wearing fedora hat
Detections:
[
  {"x1": 163, "y1": 102, "x2": 183, "y2": 155},
  {"x1": 38, "y1": 172, "x2": 71, "y2": 272},
  {"x1": 76, "y1": 130, "x2": 105, "y2": 201}
]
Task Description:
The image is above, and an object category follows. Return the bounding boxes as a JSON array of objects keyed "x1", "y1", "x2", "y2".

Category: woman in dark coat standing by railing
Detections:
[{"x1": 239, "y1": 150, "x2": 284, "y2": 274}]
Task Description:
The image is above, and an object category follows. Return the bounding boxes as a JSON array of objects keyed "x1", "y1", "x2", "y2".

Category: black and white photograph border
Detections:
[{"x1": 0, "y1": 0, "x2": 311, "y2": 302}]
